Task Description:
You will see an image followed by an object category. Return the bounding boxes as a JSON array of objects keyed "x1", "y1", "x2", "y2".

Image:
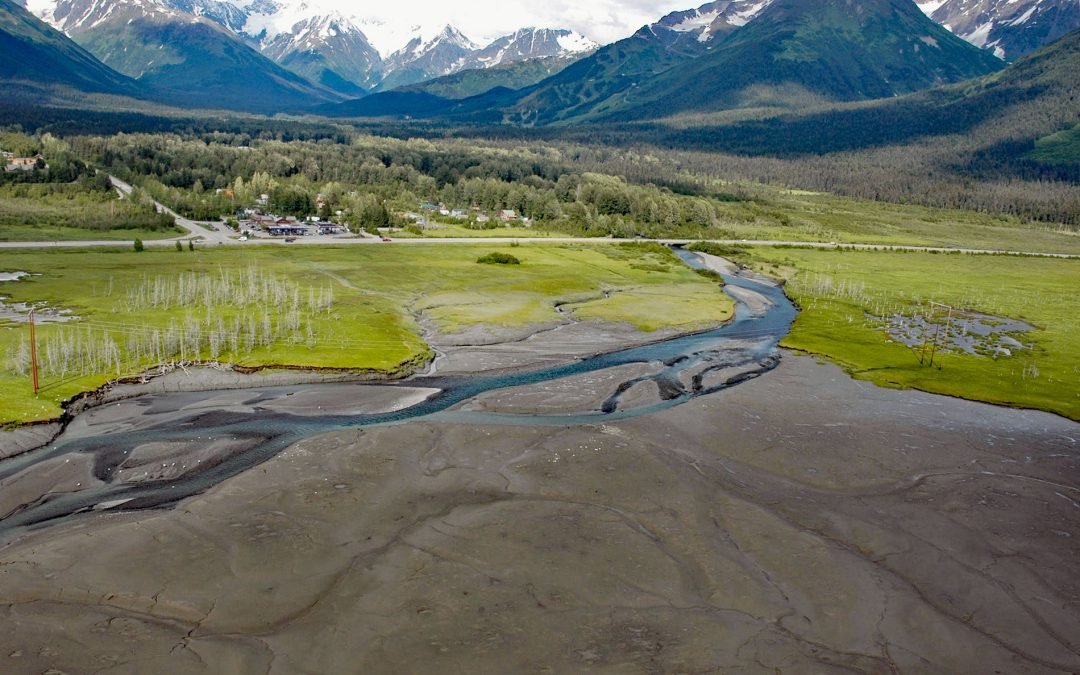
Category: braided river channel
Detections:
[{"x1": 0, "y1": 250, "x2": 797, "y2": 541}]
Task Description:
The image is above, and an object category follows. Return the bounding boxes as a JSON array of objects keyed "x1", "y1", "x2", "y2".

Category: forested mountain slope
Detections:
[
  {"x1": 0, "y1": 0, "x2": 138, "y2": 95},
  {"x1": 584, "y1": 0, "x2": 1004, "y2": 123}
]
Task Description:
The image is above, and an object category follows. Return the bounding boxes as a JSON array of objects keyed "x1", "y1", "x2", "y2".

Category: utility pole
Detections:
[
  {"x1": 928, "y1": 301, "x2": 953, "y2": 368},
  {"x1": 28, "y1": 309, "x2": 39, "y2": 396},
  {"x1": 919, "y1": 304, "x2": 936, "y2": 365}
]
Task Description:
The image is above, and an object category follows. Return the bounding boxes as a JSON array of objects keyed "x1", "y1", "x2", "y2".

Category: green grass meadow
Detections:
[
  {"x1": 0, "y1": 243, "x2": 733, "y2": 424},
  {"x1": 746, "y1": 247, "x2": 1080, "y2": 420}
]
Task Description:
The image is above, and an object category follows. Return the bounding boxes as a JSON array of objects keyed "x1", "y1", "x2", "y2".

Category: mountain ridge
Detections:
[
  {"x1": 917, "y1": 0, "x2": 1080, "y2": 61},
  {"x1": 579, "y1": 0, "x2": 1006, "y2": 124}
]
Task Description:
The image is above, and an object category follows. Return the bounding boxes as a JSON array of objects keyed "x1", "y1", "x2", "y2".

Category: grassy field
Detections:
[
  {"x1": 372, "y1": 189, "x2": 1080, "y2": 255},
  {"x1": 1029, "y1": 124, "x2": 1080, "y2": 166},
  {"x1": 0, "y1": 224, "x2": 182, "y2": 242},
  {"x1": 743, "y1": 247, "x2": 1080, "y2": 420},
  {"x1": 0, "y1": 242, "x2": 733, "y2": 425},
  {"x1": 708, "y1": 188, "x2": 1080, "y2": 254}
]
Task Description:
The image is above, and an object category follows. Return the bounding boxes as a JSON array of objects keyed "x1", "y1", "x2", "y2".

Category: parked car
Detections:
[
  {"x1": 285, "y1": 237, "x2": 296, "y2": 243},
  {"x1": 381, "y1": 237, "x2": 392, "y2": 242}
]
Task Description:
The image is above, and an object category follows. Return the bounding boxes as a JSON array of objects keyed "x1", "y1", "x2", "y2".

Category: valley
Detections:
[{"x1": 0, "y1": 0, "x2": 1078, "y2": 672}]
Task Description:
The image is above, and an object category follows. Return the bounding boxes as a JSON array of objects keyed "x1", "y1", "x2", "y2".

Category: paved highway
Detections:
[{"x1": 0, "y1": 178, "x2": 1074, "y2": 260}]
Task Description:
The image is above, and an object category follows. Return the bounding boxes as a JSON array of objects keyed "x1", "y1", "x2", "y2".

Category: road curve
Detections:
[{"x1": 108, "y1": 176, "x2": 234, "y2": 245}]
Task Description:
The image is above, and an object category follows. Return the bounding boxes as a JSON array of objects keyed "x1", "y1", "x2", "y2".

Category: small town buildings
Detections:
[
  {"x1": 499, "y1": 209, "x2": 518, "y2": 222},
  {"x1": 317, "y1": 222, "x2": 347, "y2": 235},
  {"x1": 267, "y1": 225, "x2": 309, "y2": 237},
  {"x1": 244, "y1": 214, "x2": 275, "y2": 231},
  {"x1": 4, "y1": 155, "x2": 46, "y2": 172},
  {"x1": 450, "y1": 209, "x2": 468, "y2": 218}
]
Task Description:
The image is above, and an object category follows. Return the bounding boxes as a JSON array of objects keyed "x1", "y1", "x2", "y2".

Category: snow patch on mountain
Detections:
[
  {"x1": 659, "y1": 0, "x2": 773, "y2": 43},
  {"x1": 556, "y1": 30, "x2": 596, "y2": 54},
  {"x1": 917, "y1": 0, "x2": 1079, "y2": 60}
]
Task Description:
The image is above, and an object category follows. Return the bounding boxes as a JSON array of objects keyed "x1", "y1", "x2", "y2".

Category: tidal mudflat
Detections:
[
  {"x1": 0, "y1": 350, "x2": 1077, "y2": 673},
  {"x1": 0, "y1": 261, "x2": 1077, "y2": 673}
]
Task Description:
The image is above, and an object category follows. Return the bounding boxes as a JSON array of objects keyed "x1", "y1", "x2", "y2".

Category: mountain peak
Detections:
[
  {"x1": 917, "y1": 0, "x2": 1080, "y2": 60},
  {"x1": 433, "y1": 24, "x2": 477, "y2": 49},
  {"x1": 656, "y1": 0, "x2": 774, "y2": 43}
]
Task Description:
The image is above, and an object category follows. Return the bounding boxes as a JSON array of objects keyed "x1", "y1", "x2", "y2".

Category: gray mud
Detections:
[{"x1": 0, "y1": 354, "x2": 1076, "y2": 673}]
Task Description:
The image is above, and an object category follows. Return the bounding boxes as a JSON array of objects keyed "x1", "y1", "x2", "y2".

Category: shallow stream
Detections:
[{"x1": 0, "y1": 251, "x2": 797, "y2": 540}]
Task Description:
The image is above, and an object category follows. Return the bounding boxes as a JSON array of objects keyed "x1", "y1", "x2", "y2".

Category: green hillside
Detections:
[
  {"x1": 505, "y1": 25, "x2": 710, "y2": 126},
  {"x1": 404, "y1": 55, "x2": 582, "y2": 100},
  {"x1": 652, "y1": 27, "x2": 1079, "y2": 161},
  {"x1": 278, "y1": 51, "x2": 367, "y2": 98},
  {"x1": 73, "y1": 17, "x2": 342, "y2": 113},
  {"x1": 593, "y1": 0, "x2": 1004, "y2": 123},
  {"x1": 0, "y1": 0, "x2": 138, "y2": 95}
]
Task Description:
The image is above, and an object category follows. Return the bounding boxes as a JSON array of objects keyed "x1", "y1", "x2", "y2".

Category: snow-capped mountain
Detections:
[
  {"x1": 465, "y1": 28, "x2": 595, "y2": 69},
  {"x1": 227, "y1": 1, "x2": 596, "y2": 92},
  {"x1": 21, "y1": 0, "x2": 600, "y2": 96},
  {"x1": 370, "y1": 25, "x2": 596, "y2": 91},
  {"x1": 28, "y1": 0, "x2": 192, "y2": 36},
  {"x1": 168, "y1": 0, "x2": 246, "y2": 32},
  {"x1": 21, "y1": 0, "x2": 340, "y2": 110},
  {"x1": 656, "y1": 0, "x2": 773, "y2": 42},
  {"x1": 917, "y1": 0, "x2": 1080, "y2": 60},
  {"x1": 260, "y1": 12, "x2": 382, "y2": 91},
  {"x1": 377, "y1": 25, "x2": 479, "y2": 90}
]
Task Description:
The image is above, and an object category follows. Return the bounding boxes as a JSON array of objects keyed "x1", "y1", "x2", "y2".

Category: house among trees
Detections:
[{"x1": 499, "y1": 209, "x2": 518, "y2": 222}]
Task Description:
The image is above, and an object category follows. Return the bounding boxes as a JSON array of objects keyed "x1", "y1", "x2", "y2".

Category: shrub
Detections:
[
  {"x1": 133, "y1": 238, "x2": 144, "y2": 252},
  {"x1": 477, "y1": 252, "x2": 521, "y2": 265},
  {"x1": 688, "y1": 242, "x2": 745, "y2": 257}
]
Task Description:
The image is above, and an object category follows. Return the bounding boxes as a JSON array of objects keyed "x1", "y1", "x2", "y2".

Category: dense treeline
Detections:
[
  {"x1": 0, "y1": 131, "x2": 176, "y2": 234},
  {"x1": 0, "y1": 177, "x2": 176, "y2": 233},
  {"x1": 4, "y1": 75, "x2": 1077, "y2": 227},
  {"x1": 8, "y1": 100, "x2": 1077, "y2": 237},
  {"x1": 71, "y1": 133, "x2": 769, "y2": 237},
  {"x1": 0, "y1": 103, "x2": 349, "y2": 143}
]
